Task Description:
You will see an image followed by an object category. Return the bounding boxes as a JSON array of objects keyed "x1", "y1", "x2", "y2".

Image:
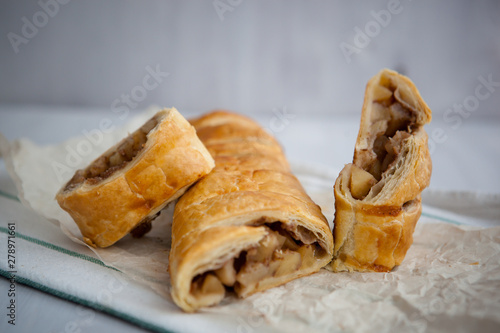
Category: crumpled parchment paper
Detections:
[{"x1": 1, "y1": 108, "x2": 499, "y2": 332}]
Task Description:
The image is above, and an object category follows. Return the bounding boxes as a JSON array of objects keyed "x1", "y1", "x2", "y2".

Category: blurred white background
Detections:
[
  {"x1": 0, "y1": 0, "x2": 499, "y2": 118},
  {"x1": 0, "y1": 0, "x2": 500, "y2": 193}
]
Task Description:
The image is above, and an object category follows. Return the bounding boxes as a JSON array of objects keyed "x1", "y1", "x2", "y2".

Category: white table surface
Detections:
[{"x1": 0, "y1": 104, "x2": 499, "y2": 333}]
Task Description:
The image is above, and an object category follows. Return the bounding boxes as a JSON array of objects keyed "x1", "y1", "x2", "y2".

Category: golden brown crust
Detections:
[
  {"x1": 330, "y1": 69, "x2": 432, "y2": 272},
  {"x1": 169, "y1": 110, "x2": 334, "y2": 312},
  {"x1": 331, "y1": 165, "x2": 422, "y2": 272},
  {"x1": 56, "y1": 108, "x2": 215, "y2": 248}
]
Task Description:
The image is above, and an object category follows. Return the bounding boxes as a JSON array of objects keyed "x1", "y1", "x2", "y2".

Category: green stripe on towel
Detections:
[
  {"x1": 421, "y1": 212, "x2": 463, "y2": 225},
  {"x1": 0, "y1": 227, "x2": 119, "y2": 272},
  {"x1": 0, "y1": 270, "x2": 175, "y2": 333},
  {"x1": 0, "y1": 189, "x2": 20, "y2": 202}
]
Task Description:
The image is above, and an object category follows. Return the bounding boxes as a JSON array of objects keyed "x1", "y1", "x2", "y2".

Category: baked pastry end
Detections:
[
  {"x1": 330, "y1": 69, "x2": 432, "y2": 272},
  {"x1": 56, "y1": 108, "x2": 214, "y2": 248},
  {"x1": 169, "y1": 111, "x2": 334, "y2": 312}
]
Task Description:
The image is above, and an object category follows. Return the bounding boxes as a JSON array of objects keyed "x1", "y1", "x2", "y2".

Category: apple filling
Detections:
[
  {"x1": 63, "y1": 115, "x2": 160, "y2": 192},
  {"x1": 350, "y1": 83, "x2": 415, "y2": 200},
  {"x1": 129, "y1": 211, "x2": 160, "y2": 238},
  {"x1": 189, "y1": 223, "x2": 325, "y2": 305}
]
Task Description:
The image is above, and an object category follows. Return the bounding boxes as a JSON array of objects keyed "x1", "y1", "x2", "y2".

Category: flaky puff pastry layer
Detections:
[
  {"x1": 330, "y1": 69, "x2": 432, "y2": 272},
  {"x1": 56, "y1": 108, "x2": 215, "y2": 248},
  {"x1": 169, "y1": 111, "x2": 334, "y2": 312}
]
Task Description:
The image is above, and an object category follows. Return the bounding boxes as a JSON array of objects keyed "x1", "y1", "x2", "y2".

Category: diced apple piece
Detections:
[
  {"x1": 270, "y1": 228, "x2": 298, "y2": 249},
  {"x1": 246, "y1": 232, "x2": 280, "y2": 263},
  {"x1": 350, "y1": 164, "x2": 377, "y2": 199},
  {"x1": 201, "y1": 274, "x2": 225, "y2": 295},
  {"x1": 297, "y1": 244, "x2": 317, "y2": 269},
  {"x1": 372, "y1": 84, "x2": 393, "y2": 102},
  {"x1": 270, "y1": 229, "x2": 300, "y2": 251},
  {"x1": 109, "y1": 151, "x2": 123, "y2": 167},
  {"x1": 282, "y1": 232, "x2": 300, "y2": 251},
  {"x1": 370, "y1": 103, "x2": 391, "y2": 123},
  {"x1": 274, "y1": 231, "x2": 287, "y2": 248},
  {"x1": 89, "y1": 156, "x2": 108, "y2": 176},
  {"x1": 371, "y1": 119, "x2": 389, "y2": 137},
  {"x1": 236, "y1": 262, "x2": 270, "y2": 287},
  {"x1": 117, "y1": 137, "x2": 135, "y2": 160},
  {"x1": 273, "y1": 249, "x2": 302, "y2": 277},
  {"x1": 394, "y1": 87, "x2": 418, "y2": 114},
  {"x1": 214, "y1": 258, "x2": 236, "y2": 287},
  {"x1": 191, "y1": 273, "x2": 225, "y2": 307}
]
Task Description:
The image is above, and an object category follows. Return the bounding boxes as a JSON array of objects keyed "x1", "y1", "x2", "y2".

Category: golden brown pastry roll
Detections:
[
  {"x1": 330, "y1": 69, "x2": 432, "y2": 272},
  {"x1": 169, "y1": 111, "x2": 334, "y2": 312},
  {"x1": 56, "y1": 108, "x2": 215, "y2": 248}
]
